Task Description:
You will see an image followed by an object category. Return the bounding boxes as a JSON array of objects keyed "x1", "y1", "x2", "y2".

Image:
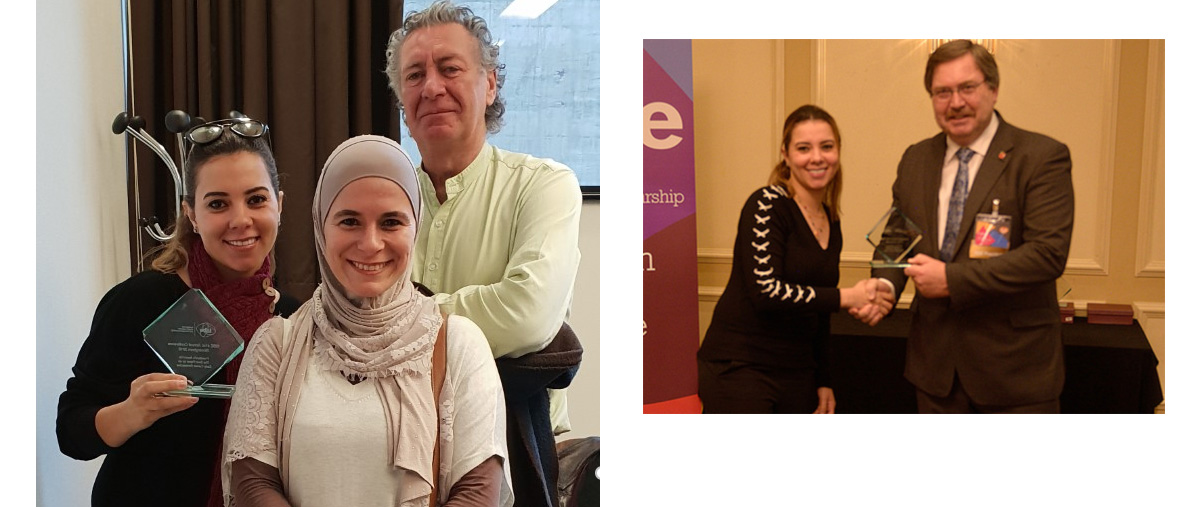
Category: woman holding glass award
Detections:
[
  {"x1": 57, "y1": 116, "x2": 299, "y2": 507},
  {"x1": 696, "y1": 105, "x2": 893, "y2": 414},
  {"x1": 221, "y1": 136, "x2": 510, "y2": 507}
]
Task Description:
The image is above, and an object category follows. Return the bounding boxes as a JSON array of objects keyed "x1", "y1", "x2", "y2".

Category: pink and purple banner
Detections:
[{"x1": 643, "y1": 40, "x2": 701, "y2": 413}]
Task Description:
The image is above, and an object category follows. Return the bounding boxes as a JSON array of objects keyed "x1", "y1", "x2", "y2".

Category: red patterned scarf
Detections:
[
  {"x1": 187, "y1": 239, "x2": 276, "y2": 507},
  {"x1": 186, "y1": 238, "x2": 276, "y2": 384}
]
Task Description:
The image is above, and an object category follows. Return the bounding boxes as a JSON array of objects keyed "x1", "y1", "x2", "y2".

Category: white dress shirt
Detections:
[{"x1": 936, "y1": 111, "x2": 1000, "y2": 247}]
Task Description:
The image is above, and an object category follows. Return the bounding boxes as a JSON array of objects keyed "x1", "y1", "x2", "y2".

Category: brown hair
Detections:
[
  {"x1": 147, "y1": 129, "x2": 280, "y2": 274},
  {"x1": 924, "y1": 39, "x2": 999, "y2": 95},
  {"x1": 768, "y1": 104, "x2": 843, "y2": 217}
]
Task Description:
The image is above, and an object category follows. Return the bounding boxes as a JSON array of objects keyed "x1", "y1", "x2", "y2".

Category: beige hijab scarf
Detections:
[{"x1": 296, "y1": 135, "x2": 444, "y2": 503}]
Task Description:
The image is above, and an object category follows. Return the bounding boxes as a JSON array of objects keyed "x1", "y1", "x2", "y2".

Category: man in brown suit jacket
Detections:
[{"x1": 867, "y1": 40, "x2": 1074, "y2": 413}]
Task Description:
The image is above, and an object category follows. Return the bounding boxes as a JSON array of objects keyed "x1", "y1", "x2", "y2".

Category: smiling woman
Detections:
[
  {"x1": 222, "y1": 135, "x2": 512, "y2": 507},
  {"x1": 322, "y1": 177, "x2": 417, "y2": 300},
  {"x1": 184, "y1": 151, "x2": 283, "y2": 282},
  {"x1": 696, "y1": 105, "x2": 893, "y2": 414},
  {"x1": 55, "y1": 118, "x2": 301, "y2": 507}
]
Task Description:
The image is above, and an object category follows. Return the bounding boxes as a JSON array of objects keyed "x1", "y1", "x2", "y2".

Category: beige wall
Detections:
[{"x1": 693, "y1": 40, "x2": 1166, "y2": 405}]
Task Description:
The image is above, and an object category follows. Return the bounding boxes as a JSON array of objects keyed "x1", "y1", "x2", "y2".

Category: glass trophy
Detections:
[
  {"x1": 143, "y1": 289, "x2": 244, "y2": 398},
  {"x1": 867, "y1": 207, "x2": 924, "y2": 268}
]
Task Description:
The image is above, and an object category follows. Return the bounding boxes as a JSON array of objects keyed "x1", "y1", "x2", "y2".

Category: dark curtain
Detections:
[{"x1": 123, "y1": 0, "x2": 404, "y2": 299}]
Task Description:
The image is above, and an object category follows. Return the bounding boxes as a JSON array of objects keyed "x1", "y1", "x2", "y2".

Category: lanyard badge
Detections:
[{"x1": 970, "y1": 199, "x2": 1013, "y2": 259}]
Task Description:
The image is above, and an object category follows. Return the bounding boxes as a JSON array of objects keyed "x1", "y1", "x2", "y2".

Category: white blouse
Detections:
[{"x1": 226, "y1": 315, "x2": 512, "y2": 507}]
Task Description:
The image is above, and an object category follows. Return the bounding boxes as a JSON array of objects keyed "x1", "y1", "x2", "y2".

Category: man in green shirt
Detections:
[{"x1": 385, "y1": 3, "x2": 583, "y2": 506}]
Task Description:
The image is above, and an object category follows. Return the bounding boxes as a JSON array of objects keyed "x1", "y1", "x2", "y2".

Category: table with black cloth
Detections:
[{"x1": 829, "y1": 309, "x2": 1163, "y2": 413}]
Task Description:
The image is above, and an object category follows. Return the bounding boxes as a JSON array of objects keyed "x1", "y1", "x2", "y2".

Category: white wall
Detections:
[
  {"x1": 559, "y1": 202, "x2": 600, "y2": 441},
  {"x1": 35, "y1": 1, "x2": 130, "y2": 506},
  {"x1": 33, "y1": 2, "x2": 601, "y2": 504}
]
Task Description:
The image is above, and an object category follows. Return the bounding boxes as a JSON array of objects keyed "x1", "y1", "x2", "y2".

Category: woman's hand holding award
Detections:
[{"x1": 142, "y1": 289, "x2": 244, "y2": 398}]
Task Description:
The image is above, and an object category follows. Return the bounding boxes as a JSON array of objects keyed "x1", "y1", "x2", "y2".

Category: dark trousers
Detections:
[
  {"x1": 915, "y1": 373, "x2": 1060, "y2": 414},
  {"x1": 697, "y1": 359, "x2": 817, "y2": 414}
]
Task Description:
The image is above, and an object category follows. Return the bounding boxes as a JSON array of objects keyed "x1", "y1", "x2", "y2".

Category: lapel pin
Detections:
[{"x1": 998, "y1": 151, "x2": 1007, "y2": 160}]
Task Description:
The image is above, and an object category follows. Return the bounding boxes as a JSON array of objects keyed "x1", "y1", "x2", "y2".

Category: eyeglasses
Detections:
[
  {"x1": 931, "y1": 80, "x2": 987, "y2": 102},
  {"x1": 185, "y1": 118, "x2": 270, "y2": 146}
]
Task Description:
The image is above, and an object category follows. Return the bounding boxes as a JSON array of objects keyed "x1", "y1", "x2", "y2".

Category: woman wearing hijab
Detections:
[
  {"x1": 222, "y1": 135, "x2": 511, "y2": 507},
  {"x1": 57, "y1": 117, "x2": 299, "y2": 507}
]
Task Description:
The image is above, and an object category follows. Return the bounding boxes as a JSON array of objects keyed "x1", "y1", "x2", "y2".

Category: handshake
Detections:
[{"x1": 840, "y1": 278, "x2": 894, "y2": 326}]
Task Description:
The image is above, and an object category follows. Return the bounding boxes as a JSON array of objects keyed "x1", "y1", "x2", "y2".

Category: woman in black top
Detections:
[
  {"x1": 57, "y1": 117, "x2": 299, "y2": 507},
  {"x1": 697, "y1": 105, "x2": 892, "y2": 414}
]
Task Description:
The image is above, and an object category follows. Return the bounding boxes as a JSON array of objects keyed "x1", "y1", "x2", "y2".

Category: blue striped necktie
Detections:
[{"x1": 940, "y1": 147, "x2": 974, "y2": 261}]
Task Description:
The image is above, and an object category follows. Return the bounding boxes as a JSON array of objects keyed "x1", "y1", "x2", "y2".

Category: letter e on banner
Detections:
[{"x1": 643, "y1": 101, "x2": 683, "y2": 150}]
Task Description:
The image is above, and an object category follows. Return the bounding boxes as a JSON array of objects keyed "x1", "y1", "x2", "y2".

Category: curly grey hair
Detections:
[{"x1": 384, "y1": 0, "x2": 507, "y2": 134}]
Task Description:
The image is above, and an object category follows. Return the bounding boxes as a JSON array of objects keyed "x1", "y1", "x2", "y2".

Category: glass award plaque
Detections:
[
  {"x1": 143, "y1": 289, "x2": 244, "y2": 398},
  {"x1": 867, "y1": 207, "x2": 924, "y2": 268}
]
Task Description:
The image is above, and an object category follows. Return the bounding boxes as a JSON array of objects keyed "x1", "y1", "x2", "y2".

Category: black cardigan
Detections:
[{"x1": 56, "y1": 270, "x2": 298, "y2": 507}]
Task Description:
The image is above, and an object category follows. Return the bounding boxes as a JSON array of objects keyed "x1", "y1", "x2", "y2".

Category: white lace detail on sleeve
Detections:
[{"x1": 223, "y1": 317, "x2": 284, "y2": 466}]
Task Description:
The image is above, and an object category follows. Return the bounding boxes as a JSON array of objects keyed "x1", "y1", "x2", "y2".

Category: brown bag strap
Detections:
[{"x1": 430, "y1": 313, "x2": 448, "y2": 507}]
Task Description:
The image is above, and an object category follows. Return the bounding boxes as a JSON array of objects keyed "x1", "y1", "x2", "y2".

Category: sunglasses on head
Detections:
[{"x1": 185, "y1": 118, "x2": 270, "y2": 146}]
